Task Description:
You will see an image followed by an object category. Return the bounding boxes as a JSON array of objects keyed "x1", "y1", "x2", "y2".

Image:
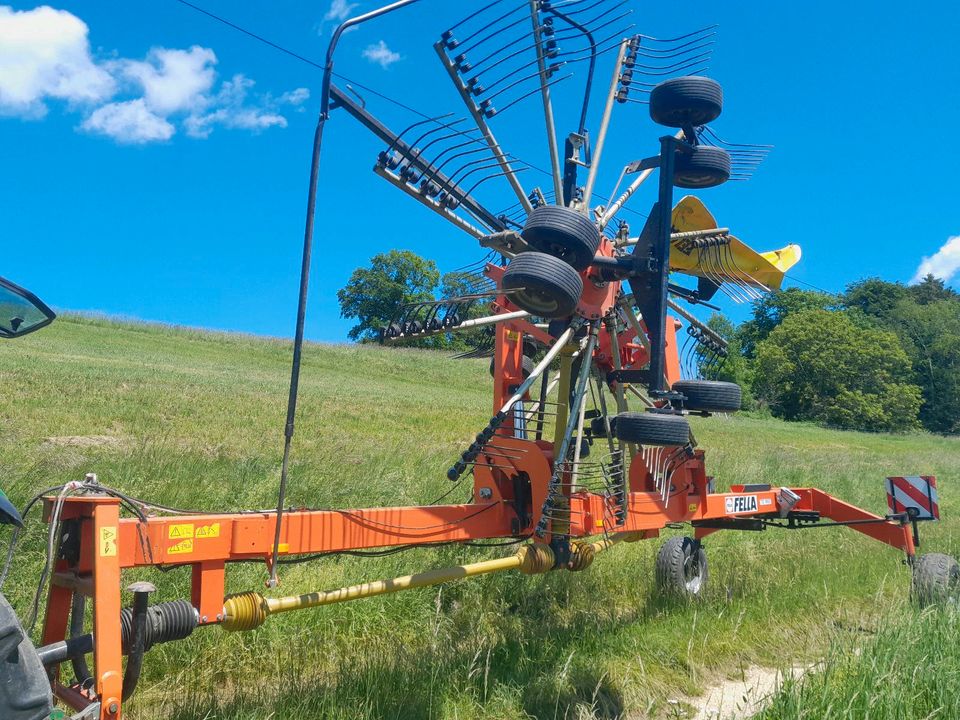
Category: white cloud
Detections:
[
  {"x1": 278, "y1": 87, "x2": 310, "y2": 106},
  {"x1": 911, "y1": 235, "x2": 960, "y2": 285},
  {"x1": 81, "y1": 98, "x2": 174, "y2": 143},
  {"x1": 119, "y1": 46, "x2": 216, "y2": 115},
  {"x1": 362, "y1": 40, "x2": 401, "y2": 69},
  {"x1": 0, "y1": 5, "x2": 115, "y2": 117},
  {"x1": 324, "y1": 0, "x2": 358, "y2": 22},
  {"x1": 184, "y1": 74, "x2": 286, "y2": 138},
  {"x1": 0, "y1": 6, "x2": 305, "y2": 144}
]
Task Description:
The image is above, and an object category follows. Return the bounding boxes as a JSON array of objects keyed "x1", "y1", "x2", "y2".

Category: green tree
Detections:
[
  {"x1": 337, "y1": 250, "x2": 440, "y2": 342},
  {"x1": 908, "y1": 274, "x2": 960, "y2": 305},
  {"x1": 702, "y1": 314, "x2": 755, "y2": 407},
  {"x1": 891, "y1": 298, "x2": 960, "y2": 433},
  {"x1": 842, "y1": 278, "x2": 909, "y2": 325},
  {"x1": 739, "y1": 288, "x2": 836, "y2": 356},
  {"x1": 753, "y1": 309, "x2": 921, "y2": 432}
]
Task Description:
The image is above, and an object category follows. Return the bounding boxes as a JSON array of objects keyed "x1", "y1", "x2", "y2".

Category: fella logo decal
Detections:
[{"x1": 725, "y1": 495, "x2": 758, "y2": 514}]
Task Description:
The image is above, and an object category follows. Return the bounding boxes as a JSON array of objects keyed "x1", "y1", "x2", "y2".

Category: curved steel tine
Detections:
[
  {"x1": 715, "y1": 245, "x2": 752, "y2": 303},
  {"x1": 637, "y1": 25, "x2": 719, "y2": 44},
  {"x1": 491, "y1": 72, "x2": 574, "y2": 116},
  {"x1": 454, "y1": 0, "x2": 528, "y2": 46},
  {"x1": 635, "y1": 38, "x2": 714, "y2": 60},
  {"x1": 461, "y1": 167, "x2": 530, "y2": 198},
  {"x1": 447, "y1": 0, "x2": 509, "y2": 33},
  {"x1": 430, "y1": 145, "x2": 491, "y2": 180},
  {"x1": 404, "y1": 120, "x2": 468, "y2": 162},
  {"x1": 631, "y1": 50, "x2": 712, "y2": 72},
  {"x1": 484, "y1": 61, "x2": 569, "y2": 102},
  {"x1": 410, "y1": 123, "x2": 480, "y2": 165},
  {"x1": 458, "y1": 6, "x2": 535, "y2": 57},
  {"x1": 385, "y1": 112, "x2": 458, "y2": 155},
  {"x1": 701, "y1": 126, "x2": 773, "y2": 150}
]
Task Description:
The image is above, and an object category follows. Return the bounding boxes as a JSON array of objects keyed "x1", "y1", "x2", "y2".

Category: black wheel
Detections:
[
  {"x1": 501, "y1": 252, "x2": 583, "y2": 319},
  {"x1": 521, "y1": 206, "x2": 601, "y2": 271},
  {"x1": 612, "y1": 412, "x2": 690, "y2": 446},
  {"x1": 649, "y1": 76, "x2": 723, "y2": 128},
  {"x1": 674, "y1": 145, "x2": 731, "y2": 189},
  {"x1": 672, "y1": 380, "x2": 742, "y2": 413},
  {"x1": 656, "y1": 536, "x2": 708, "y2": 598},
  {"x1": 912, "y1": 553, "x2": 960, "y2": 607},
  {"x1": 0, "y1": 592, "x2": 54, "y2": 720},
  {"x1": 489, "y1": 354, "x2": 535, "y2": 378}
]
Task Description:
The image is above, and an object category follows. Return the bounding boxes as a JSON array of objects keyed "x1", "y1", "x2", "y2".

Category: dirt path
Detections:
[{"x1": 679, "y1": 664, "x2": 812, "y2": 720}]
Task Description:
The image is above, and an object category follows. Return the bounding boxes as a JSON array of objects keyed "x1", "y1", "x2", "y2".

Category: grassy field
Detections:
[{"x1": 1, "y1": 315, "x2": 957, "y2": 719}]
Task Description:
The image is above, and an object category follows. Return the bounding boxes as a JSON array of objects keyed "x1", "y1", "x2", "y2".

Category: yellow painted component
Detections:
[
  {"x1": 98, "y1": 527, "x2": 118, "y2": 557},
  {"x1": 168, "y1": 523, "x2": 194, "y2": 540},
  {"x1": 168, "y1": 539, "x2": 194, "y2": 555},
  {"x1": 669, "y1": 196, "x2": 801, "y2": 291},
  {"x1": 221, "y1": 544, "x2": 556, "y2": 632}
]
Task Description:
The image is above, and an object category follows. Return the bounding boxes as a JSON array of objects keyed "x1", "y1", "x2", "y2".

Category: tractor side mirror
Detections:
[{"x1": 0, "y1": 275, "x2": 55, "y2": 339}]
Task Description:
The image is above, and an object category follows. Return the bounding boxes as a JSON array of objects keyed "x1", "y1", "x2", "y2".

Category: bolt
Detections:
[
  {"x1": 108, "y1": 702, "x2": 119, "y2": 714},
  {"x1": 201, "y1": 615, "x2": 208, "y2": 623},
  {"x1": 478, "y1": 487, "x2": 493, "y2": 500}
]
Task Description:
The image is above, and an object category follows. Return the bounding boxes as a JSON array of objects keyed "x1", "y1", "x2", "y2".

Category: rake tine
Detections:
[{"x1": 492, "y1": 71, "x2": 574, "y2": 117}]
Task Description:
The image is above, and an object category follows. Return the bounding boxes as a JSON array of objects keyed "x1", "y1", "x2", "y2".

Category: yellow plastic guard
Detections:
[{"x1": 669, "y1": 196, "x2": 801, "y2": 291}]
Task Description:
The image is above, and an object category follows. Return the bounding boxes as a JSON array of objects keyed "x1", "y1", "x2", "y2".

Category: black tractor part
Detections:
[
  {"x1": 520, "y1": 205, "x2": 601, "y2": 271},
  {"x1": 649, "y1": 76, "x2": 723, "y2": 128},
  {"x1": 656, "y1": 536, "x2": 708, "y2": 598},
  {"x1": 0, "y1": 592, "x2": 54, "y2": 720},
  {"x1": 674, "y1": 145, "x2": 731, "y2": 189},
  {"x1": 672, "y1": 380, "x2": 742, "y2": 413},
  {"x1": 612, "y1": 412, "x2": 690, "y2": 446},
  {"x1": 489, "y1": 354, "x2": 535, "y2": 378},
  {"x1": 501, "y1": 252, "x2": 583, "y2": 319},
  {"x1": 912, "y1": 553, "x2": 960, "y2": 607}
]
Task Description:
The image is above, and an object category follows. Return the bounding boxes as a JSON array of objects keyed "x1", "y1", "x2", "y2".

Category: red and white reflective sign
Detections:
[{"x1": 885, "y1": 476, "x2": 939, "y2": 521}]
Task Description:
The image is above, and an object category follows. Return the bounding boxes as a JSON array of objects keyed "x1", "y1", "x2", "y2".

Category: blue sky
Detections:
[{"x1": 2, "y1": 0, "x2": 959, "y2": 341}]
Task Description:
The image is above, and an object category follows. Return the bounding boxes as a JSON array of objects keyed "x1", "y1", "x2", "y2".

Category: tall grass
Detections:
[
  {"x1": 759, "y1": 606, "x2": 960, "y2": 720},
  {"x1": 0, "y1": 316, "x2": 956, "y2": 719}
]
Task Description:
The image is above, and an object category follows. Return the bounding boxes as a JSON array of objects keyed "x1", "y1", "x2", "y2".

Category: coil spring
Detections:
[
  {"x1": 566, "y1": 541, "x2": 596, "y2": 572},
  {"x1": 516, "y1": 543, "x2": 555, "y2": 574}
]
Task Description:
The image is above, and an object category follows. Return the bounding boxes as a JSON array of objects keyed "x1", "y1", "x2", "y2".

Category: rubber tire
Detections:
[
  {"x1": 673, "y1": 380, "x2": 741, "y2": 413},
  {"x1": 521, "y1": 206, "x2": 601, "y2": 271},
  {"x1": 649, "y1": 76, "x2": 723, "y2": 128},
  {"x1": 502, "y1": 252, "x2": 583, "y2": 319},
  {"x1": 674, "y1": 145, "x2": 731, "y2": 189},
  {"x1": 656, "y1": 536, "x2": 708, "y2": 598},
  {"x1": 912, "y1": 553, "x2": 960, "y2": 607},
  {"x1": 0, "y1": 592, "x2": 53, "y2": 720},
  {"x1": 489, "y1": 355, "x2": 535, "y2": 378},
  {"x1": 612, "y1": 412, "x2": 690, "y2": 446}
]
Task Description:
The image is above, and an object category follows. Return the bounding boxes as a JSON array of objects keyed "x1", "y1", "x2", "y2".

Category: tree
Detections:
[
  {"x1": 908, "y1": 274, "x2": 959, "y2": 305},
  {"x1": 842, "y1": 278, "x2": 908, "y2": 325},
  {"x1": 753, "y1": 309, "x2": 921, "y2": 432},
  {"x1": 739, "y1": 288, "x2": 836, "y2": 357},
  {"x1": 337, "y1": 250, "x2": 439, "y2": 342},
  {"x1": 890, "y1": 299, "x2": 960, "y2": 433},
  {"x1": 702, "y1": 314, "x2": 755, "y2": 408}
]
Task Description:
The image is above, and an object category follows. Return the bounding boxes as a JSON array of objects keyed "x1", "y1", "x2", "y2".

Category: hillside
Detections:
[{"x1": 1, "y1": 316, "x2": 957, "y2": 719}]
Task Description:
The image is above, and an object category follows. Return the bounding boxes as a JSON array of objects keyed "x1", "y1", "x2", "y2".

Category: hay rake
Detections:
[{"x1": 0, "y1": 2, "x2": 955, "y2": 719}]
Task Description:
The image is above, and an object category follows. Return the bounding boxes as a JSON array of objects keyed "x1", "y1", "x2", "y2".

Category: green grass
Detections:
[
  {"x1": 758, "y1": 606, "x2": 960, "y2": 720},
  {"x1": 1, "y1": 315, "x2": 957, "y2": 719}
]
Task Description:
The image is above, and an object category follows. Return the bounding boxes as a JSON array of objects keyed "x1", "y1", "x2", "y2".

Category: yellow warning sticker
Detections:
[
  {"x1": 595, "y1": 519, "x2": 604, "y2": 528},
  {"x1": 195, "y1": 523, "x2": 220, "y2": 539},
  {"x1": 688, "y1": 503, "x2": 698, "y2": 513},
  {"x1": 168, "y1": 539, "x2": 194, "y2": 555},
  {"x1": 99, "y1": 526, "x2": 118, "y2": 557},
  {"x1": 168, "y1": 524, "x2": 194, "y2": 540}
]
